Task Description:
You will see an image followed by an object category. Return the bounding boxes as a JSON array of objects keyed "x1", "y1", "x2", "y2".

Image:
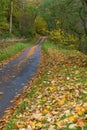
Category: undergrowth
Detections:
[{"x1": 0, "y1": 42, "x2": 34, "y2": 62}]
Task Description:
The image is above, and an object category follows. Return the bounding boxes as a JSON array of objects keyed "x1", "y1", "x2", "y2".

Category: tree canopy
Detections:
[{"x1": 0, "y1": 0, "x2": 87, "y2": 53}]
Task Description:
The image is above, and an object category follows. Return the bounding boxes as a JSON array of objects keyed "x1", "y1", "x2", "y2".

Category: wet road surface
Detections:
[{"x1": 0, "y1": 38, "x2": 46, "y2": 118}]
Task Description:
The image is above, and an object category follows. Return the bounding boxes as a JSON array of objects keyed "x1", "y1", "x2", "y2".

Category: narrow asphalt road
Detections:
[{"x1": 0, "y1": 37, "x2": 46, "y2": 118}]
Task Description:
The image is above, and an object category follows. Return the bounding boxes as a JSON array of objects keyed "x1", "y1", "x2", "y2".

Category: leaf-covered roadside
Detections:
[{"x1": 3, "y1": 43, "x2": 87, "y2": 130}]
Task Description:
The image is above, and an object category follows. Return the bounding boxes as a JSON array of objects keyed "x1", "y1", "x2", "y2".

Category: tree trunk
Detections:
[
  {"x1": 82, "y1": 0, "x2": 87, "y2": 36},
  {"x1": 85, "y1": 14, "x2": 87, "y2": 34},
  {"x1": 10, "y1": 0, "x2": 13, "y2": 34}
]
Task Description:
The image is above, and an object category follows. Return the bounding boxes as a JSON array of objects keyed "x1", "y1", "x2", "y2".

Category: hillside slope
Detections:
[{"x1": 1, "y1": 42, "x2": 87, "y2": 130}]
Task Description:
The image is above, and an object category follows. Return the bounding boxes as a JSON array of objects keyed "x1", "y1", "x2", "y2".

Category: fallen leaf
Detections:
[
  {"x1": 77, "y1": 119, "x2": 85, "y2": 128},
  {"x1": 69, "y1": 116, "x2": 77, "y2": 122},
  {"x1": 36, "y1": 122, "x2": 42, "y2": 127},
  {"x1": 58, "y1": 97, "x2": 66, "y2": 106},
  {"x1": 75, "y1": 106, "x2": 85, "y2": 115},
  {"x1": 69, "y1": 124, "x2": 77, "y2": 129}
]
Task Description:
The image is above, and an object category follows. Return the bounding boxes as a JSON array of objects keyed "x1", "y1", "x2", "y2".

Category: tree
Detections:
[
  {"x1": 79, "y1": 0, "x2": 87, "y2": 36},
  {"x1": 34, "y1": 16, "x2": 47, "y2": 35},
  {"x1": 9, "y1": 0, "x2": 13, "y2": 33},
  {"x1": 19, "y1": 3, "x2": 37, "y2": 37},
  {"x1": 39, "y1": 0, "x2": 87, "y2": 53}
]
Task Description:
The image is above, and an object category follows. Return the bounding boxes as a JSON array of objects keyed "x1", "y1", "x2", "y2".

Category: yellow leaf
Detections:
[
  {"x1": 16, "y1": 121, "x2": 26, "y2": 128},
  {"x1": 58, "y1": 97, "x2": 66, "y2": 106},
  {"x1": 29, "y1": 121, "x2": 36, "y2": 128},
  {"x1": 69, "y1": 116, "x2": 77, "y2": 122},
  {"x1": 56, "y1": 120, "x2": 67, "y2": 128},
  {"x1": 75, "y1": 106, "x2": 85, "y2": 115},
  {"x1": 56, "y1": 121, "x2": 63, "y2": 128},
  {"x1": 49, "y1": 86, "x2": 56, "y2": 91},
  {"x1": 36, "y1": 122, "x2": 42, "y2": 127},
  {"x1": 46, "y1": 105, "x2": 51, "y2": 109},
  {"x1": 43, "y1": 109, "x2": 49, "y2": 114}
]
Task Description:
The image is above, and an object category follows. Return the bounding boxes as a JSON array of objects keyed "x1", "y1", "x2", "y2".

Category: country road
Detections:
[{"x1": 0, "y1": 37, "x2": 46, "y2": 118}]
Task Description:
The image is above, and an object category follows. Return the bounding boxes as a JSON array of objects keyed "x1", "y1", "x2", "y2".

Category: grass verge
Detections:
[{"x1": 0, "y1": 41, "x2": 34, "y2": 62}]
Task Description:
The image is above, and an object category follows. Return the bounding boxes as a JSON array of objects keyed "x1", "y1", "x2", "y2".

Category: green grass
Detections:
[
  {"x1": 42, "y1": 40, "x2": 72, "y2": 49},
  {"x1": 42, "y1": 41, "x2": 58, "y2": 54},
  {"x1": 0, "y1": 41, "x2": 34, "y2": 62},
  {"x1": 42, "y1": 41, "x2": 74, "y2": 55}
]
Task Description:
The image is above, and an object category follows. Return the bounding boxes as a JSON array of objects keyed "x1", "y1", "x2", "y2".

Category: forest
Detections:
[
  {"x1": 0, "y1": 0, "x2": 87, "y2": 130},
  {"x1": 0, "y1": 0, "x2": 87, "y2": 54}
]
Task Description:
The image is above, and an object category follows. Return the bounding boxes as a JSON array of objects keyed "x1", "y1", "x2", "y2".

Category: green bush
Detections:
[{"x1": 78, "y1": 36, "x2": 87, "y2": 54}]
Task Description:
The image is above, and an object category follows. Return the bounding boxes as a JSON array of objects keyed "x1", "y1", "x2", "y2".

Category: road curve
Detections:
[{"x1": 0, "y1": 37, "x2": 46, "y2": 118}]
